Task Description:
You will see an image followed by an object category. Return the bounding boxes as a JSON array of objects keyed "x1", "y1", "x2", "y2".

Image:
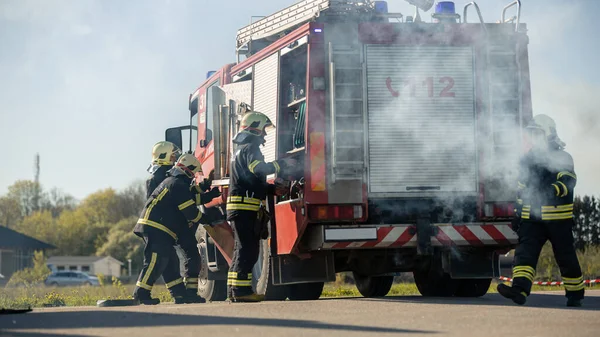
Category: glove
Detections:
[
  {"x1": 206, "y1": 187, "x2": 221, "y2": 200},
  {"x1": 255, "y1": 207, "x2": 270, "y2": 240},
  {"x1": 274, "y1": 178, "x2": 290, "y2": 196},
  {"x1": 511, "y1": 216, "x2": 521, "y2": 233}
]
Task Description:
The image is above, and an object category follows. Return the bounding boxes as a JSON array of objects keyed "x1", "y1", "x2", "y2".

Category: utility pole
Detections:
[{"x1": 33, "y1": 153, "x2": 41, "y2": 211}]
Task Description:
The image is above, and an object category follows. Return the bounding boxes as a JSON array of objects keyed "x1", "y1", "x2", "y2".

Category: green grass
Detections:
[
  {"x1": 1, "y1": 281, "x2": 597, "y2": 309},
  {"x1": 0, "y1": 284, "x2": 172, "y2": 310}
]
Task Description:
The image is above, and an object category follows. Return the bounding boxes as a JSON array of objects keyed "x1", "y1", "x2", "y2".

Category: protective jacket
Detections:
[
  {"x1": 146, "y1": 165, "x2": 172, "y2": 198},
  {"x1": 134, "y1": 174, "x2": 203, "y2": 243},
  {"x1": 515, "y1": 149, "x2": 577, "y2": 222},
  {"x1": 226, "y1": 141, "x2": 282, "y2": 217}
]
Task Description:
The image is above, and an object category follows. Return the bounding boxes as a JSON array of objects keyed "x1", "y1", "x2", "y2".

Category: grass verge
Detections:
[{"x1": 1, "y1": 281, "x2": 597, "y2": 309}]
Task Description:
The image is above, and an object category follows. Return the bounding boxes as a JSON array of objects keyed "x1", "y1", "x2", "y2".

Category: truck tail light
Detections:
[{"x1": 309, "y1": 205, "x2": 363, "y2": 221}]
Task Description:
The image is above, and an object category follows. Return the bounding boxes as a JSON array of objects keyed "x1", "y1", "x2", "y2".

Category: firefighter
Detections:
[
  {"x1": 133, "y1": 153, "x2": 215, "y2": 305},
  {"x1": 498, "y1": 114, "x2": 584, "y2": 307},
  {"x1": 226, "y1": 111, "x2": 294, "y2": 302},
  {"x1": 177, "y1": 170, "x2": 222, "y2": 302},
  {"x1": 146, "y1": 141, "x2": 182, "y2": 198}
]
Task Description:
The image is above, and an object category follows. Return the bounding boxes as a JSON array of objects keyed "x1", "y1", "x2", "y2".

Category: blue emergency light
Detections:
[
  {"x1": 374, "y1": 1, "x2": 389, "y2": 13},
  {"x1": 435, "y1": 1, "x2": 456, "y2": 15},
  {"x1": 206, "y1": 70, "x2": 217, "y2": 79}
]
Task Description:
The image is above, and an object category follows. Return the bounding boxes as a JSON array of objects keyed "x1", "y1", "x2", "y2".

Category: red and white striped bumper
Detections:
[{"x1": 313, "y1": 223, "x2": 518, "y2": 250}]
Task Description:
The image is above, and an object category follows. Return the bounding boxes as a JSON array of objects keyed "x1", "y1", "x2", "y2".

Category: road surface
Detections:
[{"x1": 1, "y1": 290, "x2": 599, "y2": 337}]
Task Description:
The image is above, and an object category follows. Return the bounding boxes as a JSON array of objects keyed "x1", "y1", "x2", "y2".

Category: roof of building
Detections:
[
  {"x1": 0, "y1": 226, "x2": 56, "y2": 250},
  {"x1": 47, "y1": 256, "x2": 124, "y2": 265}
]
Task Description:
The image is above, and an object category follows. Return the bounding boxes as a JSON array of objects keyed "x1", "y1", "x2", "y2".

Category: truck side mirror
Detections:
[
  {"x1": 165, "y1": 127, "x2": 184, "y2": 151},
  {"x1": 165, "y1": 125, "x2": 198, "y2": 152}
]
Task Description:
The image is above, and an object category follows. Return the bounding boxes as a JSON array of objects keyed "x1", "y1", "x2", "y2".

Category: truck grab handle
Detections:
[
  {"x1": 328, "y1": 42, "x2": 337, "y2": 184},
  {"x1": 463, "y1": 2, "x2": 487, "y2": 34},
  {"x1": 501, "y1": 0, "x2": 521, "y2": 32}
]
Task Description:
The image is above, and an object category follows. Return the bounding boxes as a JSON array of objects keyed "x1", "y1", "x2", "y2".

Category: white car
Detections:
[{"x1": 44, "y1": 271, "x2": 100, "y2": 287}]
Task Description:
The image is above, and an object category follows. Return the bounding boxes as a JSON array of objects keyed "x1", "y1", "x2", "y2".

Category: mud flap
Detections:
[
  {"x1": 271, "y1": 253, "x2": 335, "y2": 286},
  {"x1": 96, "y1": 299, "x2": 140, "y2": 307},
  {"x1": 416, "y1": 215, "x2": 433, "y2": 256}
]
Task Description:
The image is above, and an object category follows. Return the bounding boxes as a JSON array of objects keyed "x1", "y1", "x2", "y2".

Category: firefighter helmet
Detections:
[
  {"x1": 151, "y1": 141, "x2": 182, "y2": 166},
  {"x1": 174, "y1": 153, "x2": 203, "y2": 179},
  {"x1": 233, "y1": 111, "x2": 274, "y2": 144},
  {"x1": 525, "y1": 114, "x2": 566, "y2": 149}
]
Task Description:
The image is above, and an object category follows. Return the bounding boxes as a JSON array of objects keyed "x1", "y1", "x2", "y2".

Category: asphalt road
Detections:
[{"x1": 1, "y1": 290, "x2": 599, "y2": 337}]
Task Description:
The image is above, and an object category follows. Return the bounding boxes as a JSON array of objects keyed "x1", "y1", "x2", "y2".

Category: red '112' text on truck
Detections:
[{"x1": 164, "y1": 0, "x2": 529, "y2": 301}]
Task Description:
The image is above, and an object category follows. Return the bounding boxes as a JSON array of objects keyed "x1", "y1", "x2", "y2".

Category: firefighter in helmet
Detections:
[
  {"x1": 226, "y1": 111, "x2": 295, "y2": 302},
  {"x1": 498, "y1": 114, "x2": 584, "y2": 307},
  {"x1": 179, "y1": 169, "x2": 222, "y2": 302},
  {"x1": 146, "y1": 141, "x2": 182, "y2": 198},
  {"x1": 145, "y1": 141, "x2": 221, "y2": 302},
  {"x1": 133, "y1": 153, "x2": 216, "y2": 305}
]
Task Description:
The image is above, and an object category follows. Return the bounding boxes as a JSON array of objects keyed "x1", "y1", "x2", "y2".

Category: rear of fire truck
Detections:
[{"x1": 167, "y1": 0, "x2": 530, "y2": 301}]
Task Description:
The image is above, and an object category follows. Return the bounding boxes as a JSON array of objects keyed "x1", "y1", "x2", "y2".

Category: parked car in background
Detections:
[{"x1": 44, "y1": 271, "x2": 100, "y2": 287}]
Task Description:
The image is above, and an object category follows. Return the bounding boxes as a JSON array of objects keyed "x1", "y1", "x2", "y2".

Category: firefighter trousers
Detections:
[
  {"x1": 227, "y1": 211, "x2": 260, "y2": 298},
  {"x1": 512, "y1": 218, "x2": 584, "y2": 300},
  {"x1": 177, "y1": 223, "x2": 201, "y2": 293},
  {"x1": 133, "y1": 233, "x2": 187, "y2": 300}
]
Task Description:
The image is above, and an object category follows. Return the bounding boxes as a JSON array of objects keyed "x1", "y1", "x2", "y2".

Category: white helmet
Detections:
[
  {"x1": 525, "y1": 114, "x2": 566, "y2": 150},
  {"x1": 173, "y1": 153, "x2": 203, "y2": 179}
]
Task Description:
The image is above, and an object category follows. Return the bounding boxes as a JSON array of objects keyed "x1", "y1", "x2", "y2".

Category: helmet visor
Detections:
[{"x1": 526, "y1": 127, "x2": 547, "y2": 149}]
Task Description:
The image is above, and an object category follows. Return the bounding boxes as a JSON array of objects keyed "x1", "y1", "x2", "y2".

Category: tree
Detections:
[
  {"x1": 96, "y1": 216, "x2": 144, "y2": 274},
  {"x1": 573, "y1": 196, "x2": 600, "y2": 249},
  {"x1": 0, "y1": 195, "x2": 22, "y2": 228},
  {"x1": 43, "y1": 187, "x2": 77, "y2": 217},
  {"x1": 115, "y1": 180, "x2": 146, "y2": 219},
  {"x1": 7, "y1": 180, "x2": 46, "y2": 217},
  {"x1": 15, "y1": 210, "x2": 59, "y2": 246}
]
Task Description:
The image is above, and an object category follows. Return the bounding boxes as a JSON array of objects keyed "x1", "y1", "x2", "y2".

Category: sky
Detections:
[{"x1": 0, "y1": 0, "x2": 599, "y2": 201}]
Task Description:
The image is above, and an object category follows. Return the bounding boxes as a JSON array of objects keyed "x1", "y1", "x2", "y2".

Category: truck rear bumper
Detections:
[{"x1": 307, "y1": 223, "x2": 518, "y2": 250}]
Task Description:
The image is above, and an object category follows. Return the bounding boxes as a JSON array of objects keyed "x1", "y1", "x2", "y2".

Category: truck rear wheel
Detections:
[
  {"x1": 353, "y1": 272, "x2": 394, "y2": 298},
  {"x1": 413, "y1": 255, "x2": 459, "y2": 297},
  {"x1": 252, "y1": 239, "x2": 289, "y2": 301},
  {"x1": 198, "y1": 241, "x2": 228, "y2": 301},
  {"x1": 454, "y1": 278, "x2": 492, "y2": 297},
  {"x1": 287, "y1": 282, "x2": 325, "y2": 301}
]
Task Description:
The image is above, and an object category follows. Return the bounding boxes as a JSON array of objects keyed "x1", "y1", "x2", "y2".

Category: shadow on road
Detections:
[
  {"x1": 337, "y1": 292, "x2": 600, "y2": 311},
  {"x1": 0, "y1": 311, "x2": 437, "y2": 335},
  {"x1": 0, "y1": 332, "x2": 92, "y2": 337}
]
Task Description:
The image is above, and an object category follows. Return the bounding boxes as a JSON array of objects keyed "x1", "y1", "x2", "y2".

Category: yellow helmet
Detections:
[
  {"x1": 174, "y1": 153, "x2": 203, "y2": 179},
  {"x1": 525, "y1": 114, "x2": 566, "y2": 149},
  {"x1": 151, "y1": 141, "x2": 181, "y2": 166},
  {"x1": 233, "y1": 111, "x2": 274, "y2": 144}
]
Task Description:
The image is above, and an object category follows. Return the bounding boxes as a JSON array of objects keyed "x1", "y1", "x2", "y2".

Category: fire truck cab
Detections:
[{"x1": 166, "y1": 0, "x2": 529, "y2": 301}]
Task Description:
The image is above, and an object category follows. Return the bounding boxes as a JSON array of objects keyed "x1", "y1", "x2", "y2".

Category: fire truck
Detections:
[{"x1": 165, "y1": 0, "x2": 529, "y2": 301}]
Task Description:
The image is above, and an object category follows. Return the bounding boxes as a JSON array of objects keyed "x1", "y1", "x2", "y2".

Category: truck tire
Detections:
[
  {"x1": 454, "y1": 278, "x2": 492, "y2": 298},
  {"x1": 252, "y1": 239, "x2": 289, "y2": 301},
  {"x1": 197, "y1": 240, "x2": 227, "y2": 301},
  {"x1": 413, "y1": 255, "x2": 459, "y2": 297},
  {"x1": 353, "y1": 272, "x2": 394, "y2": 298},
  {"x1": 287, "y1": 282, "x2": 325, "y2": 301}
]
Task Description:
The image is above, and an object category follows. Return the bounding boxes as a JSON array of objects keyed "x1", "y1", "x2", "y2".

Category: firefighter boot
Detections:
[
  {"x1": 132, "y1": 289, "x2": 160, "y2": 305},
  {"x1": 567, "y1": 298, "x2": 582, "y2": 307},
  {"x1": 497, "y1": 284, "x2": 527, "y2": 305},
  {"x1": 184, "y1": 288, "x2": 206, "y2": 304},
  {"x1": 232, "y1": 293, "x2": 265, "y2": 303}
]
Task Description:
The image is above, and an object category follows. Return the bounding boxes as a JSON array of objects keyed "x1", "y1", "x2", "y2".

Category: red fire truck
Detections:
[{"x1": 165, "y1": 0, "x2": 529, "y2": 301}]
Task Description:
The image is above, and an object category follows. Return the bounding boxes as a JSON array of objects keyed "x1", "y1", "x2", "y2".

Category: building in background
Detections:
[
  {"x1": 47, "y1": 256, "x2": 124, "y2": 278},
  {"x1": 0, "y1": 226, "x2": 56, "y2": 285}
]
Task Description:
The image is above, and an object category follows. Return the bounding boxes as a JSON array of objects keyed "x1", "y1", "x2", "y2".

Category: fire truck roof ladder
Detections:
[{"x1": 235, "y1": 0, "x2": 376, "y2": 62}]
